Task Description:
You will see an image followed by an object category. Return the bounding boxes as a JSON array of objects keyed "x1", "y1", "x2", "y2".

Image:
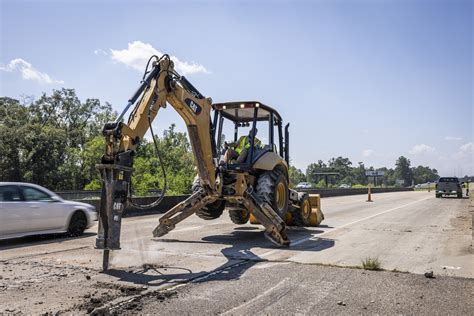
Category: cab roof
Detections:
[{"x1": 212, "y1": 101, "x2": 282, "y2": 123}]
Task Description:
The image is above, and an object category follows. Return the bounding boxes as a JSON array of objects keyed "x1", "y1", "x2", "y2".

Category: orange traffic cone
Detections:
[{"x1": 367, "y1": 186, "x2": 373, "y2": 202}]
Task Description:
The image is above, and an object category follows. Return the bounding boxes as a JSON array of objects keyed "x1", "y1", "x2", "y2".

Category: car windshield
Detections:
[{"x1": 439, "y1": 178, "x2": 458, "y2": 183}]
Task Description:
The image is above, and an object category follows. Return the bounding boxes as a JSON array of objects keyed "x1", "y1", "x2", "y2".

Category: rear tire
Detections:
[
  {"x1": 192, "y1": 176, "x2": 225, "y2": 220},
  {"x1": 229, "y1": 209, "x2": 250, "y2": 224},
  {"x1": 256, "y1": 169, "x2": 289, "y2": 218},
  {"x1": 67, "y1": 211, "x2": 87, "y2": 237},
  {"x1": 457, "y1": 192, "x2": 463, "y2": 198}
]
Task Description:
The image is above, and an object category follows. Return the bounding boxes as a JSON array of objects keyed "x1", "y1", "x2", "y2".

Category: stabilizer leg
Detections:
[
  {"x1": 242, "y1": 187, "x2": 290, "y2": 247},
  {"x1": 153, "y1": 188, "x2": 218, "y2": 237}
]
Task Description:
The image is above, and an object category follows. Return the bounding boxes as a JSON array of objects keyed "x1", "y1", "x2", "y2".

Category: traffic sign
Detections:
[{"x1": 365, "y1": 170, "x2": 385, "y2": 177}]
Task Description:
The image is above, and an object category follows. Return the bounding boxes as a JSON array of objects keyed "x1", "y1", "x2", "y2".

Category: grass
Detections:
[{"x1": 361, "y1": 257, "x2": 382, "y2": 271}]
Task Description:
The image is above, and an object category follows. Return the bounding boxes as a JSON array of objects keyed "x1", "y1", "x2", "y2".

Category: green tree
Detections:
[
  {"x1": 130, "y1": 124, "x2": 195, "y2": 196},
  {"x1": 412, "y1": 165, "x2": 439, "y2": 184},
  {"x1": 289, "y1": 166, "x2": 305, "y2": 187},
  {"x1": 351, "y1": 162, "x2": 368, "y2": 186},
  {"x1": 22, "y1": 124, "x2": 68, "y2": 189},
  {"x1": 0, "y1": 90, "x2": 116, "y2": 190},
  {"x1": 83, "y1": 136, "x2": 106, "y2": 190},
  {"x1": 328, "y1": 156, "x2": 353, "y2": 185},
  {"x1": 306, "y1": 163, "x2": 321, "y2": 184},
  {"x1": 394, "y1": 156, "x2": 413, "y2": 186},
  {"x1": 0, "y1": 98, "x2": 29, "y2": 181}
]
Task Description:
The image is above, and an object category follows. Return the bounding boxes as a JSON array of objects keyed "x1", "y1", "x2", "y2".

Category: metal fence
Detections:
[{"x1": 297, "y1": 187, "x2": 414, "y2": 197}]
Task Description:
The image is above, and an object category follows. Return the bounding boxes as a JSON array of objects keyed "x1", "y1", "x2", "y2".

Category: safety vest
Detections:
[{"x1": 236, "y1": 136, "x2": 261, "y2": 154}]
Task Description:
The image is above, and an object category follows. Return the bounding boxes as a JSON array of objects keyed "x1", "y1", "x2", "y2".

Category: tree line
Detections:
[
  {"x1": 0, "y1": 90, "x2": 194, "y2": 195},
  {"x1": 1, "y1": 89, "x2": 439, "y2": 195},
  {"x1": 289, "y1": 156, "x2": 439, "y2": 188}
]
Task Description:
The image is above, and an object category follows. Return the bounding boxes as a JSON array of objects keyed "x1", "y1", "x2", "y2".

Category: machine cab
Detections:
[{"x1": 212, "y1": 101, "x2": 289, "y2": 171}]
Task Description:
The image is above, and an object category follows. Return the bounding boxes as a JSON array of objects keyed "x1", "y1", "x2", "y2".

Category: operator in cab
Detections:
[{"x1": 224, "y1": 128, "x2": 261, "y2": 163}]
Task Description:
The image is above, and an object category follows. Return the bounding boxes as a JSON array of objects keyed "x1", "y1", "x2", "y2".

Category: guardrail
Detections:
[
  {"x1": 56, "y1": 190, "x2": 161, "y2": 200},
  {"x1": 76, "y1": 187, "x2": 413, "y2": 218},
  {"x1": 297, "y1": 187, "x2": 414, "y2": 197},
  {"x1": 77, "y1": 195, "x2": 188, "y2": 218}
]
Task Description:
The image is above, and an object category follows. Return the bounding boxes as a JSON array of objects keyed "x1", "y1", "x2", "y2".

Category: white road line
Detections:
[{"x1": 262, "y1": 195, "x2": 432, "y2": 258}]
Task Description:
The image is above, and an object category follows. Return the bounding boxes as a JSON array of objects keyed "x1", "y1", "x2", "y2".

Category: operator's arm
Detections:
[{"x1": 225, "y1": 136, "x2": 244, "y2": 149}]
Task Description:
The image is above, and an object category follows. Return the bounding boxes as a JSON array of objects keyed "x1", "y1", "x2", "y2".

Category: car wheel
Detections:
[{"x1": 67, "y1": 211, "x2": 87, "y2": 237}]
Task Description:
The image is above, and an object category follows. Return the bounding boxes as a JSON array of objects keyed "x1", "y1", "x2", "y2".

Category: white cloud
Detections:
[
  {"x1": 459, "y1": 142, "x2": 474, "y2": 155},
  {"x1": 94, "y1": 49, "x2": 107, "y2": 56},
  {"x1": 0, "y1": 58, "x2": 64, "y2": 84},
  {"x1": 409, "y1": 144, "x2": 435, "y2": 155},
  {"x1": 445, "y1": 136, "x2": 462, "y2": 141},
  {"x1": 362, "y1": 149, "x2": 374, "y2": 157},
  {"x1": 109, "y1": 41, "x2": 208, "y2": 75}
]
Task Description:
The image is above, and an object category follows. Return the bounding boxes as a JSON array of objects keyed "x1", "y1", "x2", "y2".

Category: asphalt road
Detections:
[{"x1": 0, "y1": 190, "x2": 472, "y2": 314}]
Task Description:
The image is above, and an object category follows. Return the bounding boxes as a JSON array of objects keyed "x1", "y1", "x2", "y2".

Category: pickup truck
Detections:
[{"x1": 435, "y1": 177, "x2": 462, "y2": 198}]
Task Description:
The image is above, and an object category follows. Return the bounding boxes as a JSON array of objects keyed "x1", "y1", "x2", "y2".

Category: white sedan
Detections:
[
  {"x1": 0, "y1": 182, "x2": 97, "y2": 240},
  {"x1": 295, "y1": 182, "x2": 312, "y2": 189}
]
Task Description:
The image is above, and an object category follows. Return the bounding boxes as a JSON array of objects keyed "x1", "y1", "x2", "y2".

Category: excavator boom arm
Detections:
[{"x1": 96, "y1": 56, "x2": 217, "y2": 254}]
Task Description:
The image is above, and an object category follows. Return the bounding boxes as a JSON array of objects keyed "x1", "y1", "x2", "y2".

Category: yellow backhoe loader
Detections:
[{"x1": 96, "y1": 55, "x2": 324, "y2": 270}]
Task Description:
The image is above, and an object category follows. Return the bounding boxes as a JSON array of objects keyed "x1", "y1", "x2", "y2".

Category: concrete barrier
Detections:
[
  {"x1": 77, "y1": 188, "x2": 413, "y2": 218},
  {"x1": 78, "y1": 195, "x2": 189, "y2": 218},
  {"x1": 297, "y1": 187, "x2": 414, "y2": 198}
]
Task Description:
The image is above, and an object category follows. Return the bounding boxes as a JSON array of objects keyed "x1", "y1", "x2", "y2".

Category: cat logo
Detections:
[{"x1": 185, "y1": 98, "x2": 202, "y2": 115}]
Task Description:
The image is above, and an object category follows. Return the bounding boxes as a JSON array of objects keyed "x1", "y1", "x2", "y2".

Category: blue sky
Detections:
[{"x1": 1, "y1": 0, "x2": 472, "y2": 176}]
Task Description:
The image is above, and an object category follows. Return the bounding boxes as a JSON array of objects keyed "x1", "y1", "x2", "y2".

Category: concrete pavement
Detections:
[{"x1": 0, "y1": 190, "x2": 472, "y2": 314}]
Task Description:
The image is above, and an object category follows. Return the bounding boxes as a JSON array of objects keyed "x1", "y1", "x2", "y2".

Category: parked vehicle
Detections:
[
  {"x1": 339, "y1": 184, "x2": 351, "y2": 189},
  {"x1": 0, "y1": 182, "x2": 97, "y2": 240},
  {"x1": 435, "y1": 177, "x2": 463, "y2": 198},
  {"x1": 296, "y1": 182, "x2": 312, "y2": 189}
]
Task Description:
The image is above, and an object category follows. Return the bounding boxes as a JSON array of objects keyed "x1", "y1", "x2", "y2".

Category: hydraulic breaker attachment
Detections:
[
  {"x1": 153, "y1": 188, "x2": 218, "y2": 237},
  {"x1": 95, "y1": 164, "x2": 132, "y2": 251},
  {"x1": 95, "y1": 163, "x2": 132, "y2": 271},
  {"x1": 242, "y1": 187, "x2": 290, "y2": 247}
]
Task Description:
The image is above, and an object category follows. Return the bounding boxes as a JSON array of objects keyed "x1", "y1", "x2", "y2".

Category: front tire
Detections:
[
  {"x1": 68, "y1": 211, "x2": 87, "y2": 237},
  {"x1": 292, "y1": 193, "x2": 312, "y2": 226},
  {"x1": 256, "y1": 170, "x2": 289, "y2": 218},
  {"x1": 192, "y1": 176, "x2": 225, "y2": 220},
  {"x1": 229, "y1": 209, "x2": 250, "y2": 224}
]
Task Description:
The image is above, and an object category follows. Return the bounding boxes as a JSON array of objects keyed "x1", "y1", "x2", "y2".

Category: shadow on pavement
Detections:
[
  {"x1": 0, "y1": 232, "x2": 96, "y2": 250},
  {"x1": 105, "y1": 227, "x2": 334, "y2": 287},
  {"x1": 311, "y1": 224, "x2": 333, "y2": 229}
]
